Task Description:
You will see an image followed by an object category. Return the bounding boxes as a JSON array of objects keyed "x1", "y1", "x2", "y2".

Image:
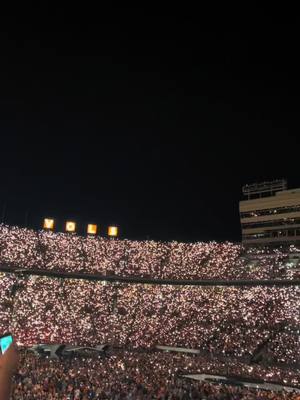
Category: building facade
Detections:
[{"x1": 239, "y1": 180, "x2": 300, "y2": 247}]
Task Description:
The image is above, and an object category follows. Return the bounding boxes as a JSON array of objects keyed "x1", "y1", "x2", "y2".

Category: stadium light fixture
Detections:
[
  {"x1": 65, "y1": 221, "x2": 76, "y2": 233},
  {"x1": 43, "y1": 218, "x2": 54, "y2": 230},
  {"x1": 108, "y1": 226, "x2": 118, "y2": 237},
  {"x1": 87, "y1": 224, "x2": 97, "y2": 235}
]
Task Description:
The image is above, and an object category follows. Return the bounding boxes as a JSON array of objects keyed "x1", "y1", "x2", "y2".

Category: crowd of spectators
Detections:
[
  {"x1": 11, "y1": 350, "x2": 300, "y2": 399},
  {"x1": 1, "y1": 224, "x2": 300, "y2": 398},
  {"x1": 1, "y1": 273, "x2": 299, "y2": 367},
  {"x1": 0, "y1": 224, "x2": 299, "y2": 280}
]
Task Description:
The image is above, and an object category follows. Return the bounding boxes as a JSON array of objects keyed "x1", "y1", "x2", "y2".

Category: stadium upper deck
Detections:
[{"x1": 0, "y1": 224, "x2": 299, "y2": 281}]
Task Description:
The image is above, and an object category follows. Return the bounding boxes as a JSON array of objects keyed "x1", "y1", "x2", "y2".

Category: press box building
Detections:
[{"x1": 239, "y1": 180, "x2": 300, "y2": 247}]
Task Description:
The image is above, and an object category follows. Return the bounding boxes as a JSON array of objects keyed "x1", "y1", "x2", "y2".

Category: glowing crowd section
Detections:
[
  {"x1": 1, "y1": 275, "x2": 299, "y2": 366},
  {"x1": 0, "y1": 224, "x2": 299, "y2": 280},
  {"x1": 1, "y1": 224, "x2": 300, "y2": 397}
]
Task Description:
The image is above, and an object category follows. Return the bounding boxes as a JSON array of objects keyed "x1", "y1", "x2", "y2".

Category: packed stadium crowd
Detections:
[
  {"x1": 0, "y1": 224, "x2": 299, "y2": 280},
  {"x1": 1, "y1": 274, "x2": 299, "y2": 367},
  {"x1": 1, "y1": 224, "x2": 300, "y2": 398},
  {"x1": 11, "y1": 350, "x2": 300, "y2": 399}
]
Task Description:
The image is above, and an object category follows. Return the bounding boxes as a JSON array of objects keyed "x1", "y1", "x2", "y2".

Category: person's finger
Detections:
[{"x1": 0, "y1": 341, "x2": 20, "y2": 374}]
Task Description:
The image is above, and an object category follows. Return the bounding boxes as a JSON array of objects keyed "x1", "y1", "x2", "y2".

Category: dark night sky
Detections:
[{"x1": 0, "y1": 5, "x2": 299, "y2": 242}]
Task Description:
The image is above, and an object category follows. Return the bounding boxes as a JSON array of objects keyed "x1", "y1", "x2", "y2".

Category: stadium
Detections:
[{"x1": 0, "y1": 181, "x2": 299, "y2": 399}]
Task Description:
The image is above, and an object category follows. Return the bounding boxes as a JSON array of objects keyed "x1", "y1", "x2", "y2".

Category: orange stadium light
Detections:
[
  {"x1": 87, "y1": 224, "x2": 97, "y2": 235},
  {"x1": 65, "y1": 221, "x2": 76, "y2": 233},
  {"x1": 108, "y1": 226, "x2": 118, "y2": 237},
  {"x1": 43, "y1": 218, "x2": 54, "y2": 230}
]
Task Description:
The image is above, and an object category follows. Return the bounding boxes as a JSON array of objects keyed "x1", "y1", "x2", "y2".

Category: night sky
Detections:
[{"x1": 0, "y1": 5, "x2": 299, "y2": 242}]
